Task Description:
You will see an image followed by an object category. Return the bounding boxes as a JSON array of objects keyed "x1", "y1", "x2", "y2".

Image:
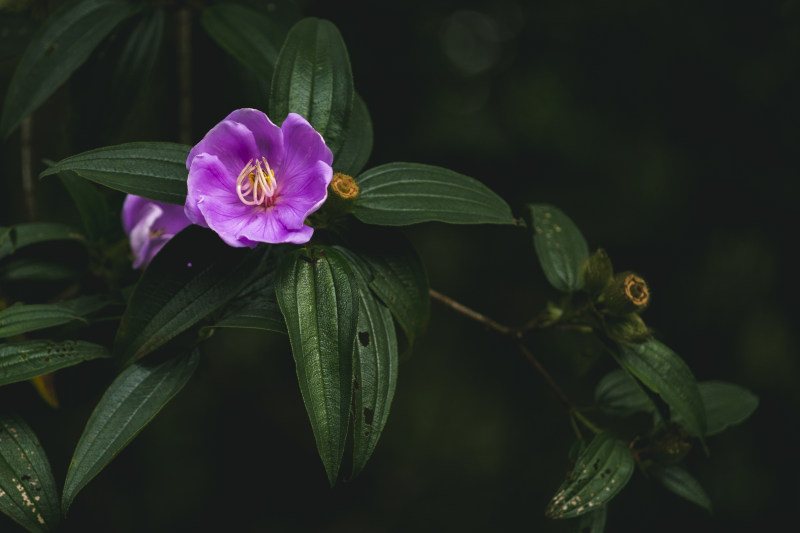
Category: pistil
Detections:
[{"x1": 236, "y1": 157, "x2": 277, "y2": 206}]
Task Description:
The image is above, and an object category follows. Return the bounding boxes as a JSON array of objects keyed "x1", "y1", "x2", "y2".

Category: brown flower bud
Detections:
[
  {"x1": 330, "y1": 172, "x2": 359, "y2": 200},
  {"x1": 600, "y1": 271, "x2": 650, "y2": 316}
]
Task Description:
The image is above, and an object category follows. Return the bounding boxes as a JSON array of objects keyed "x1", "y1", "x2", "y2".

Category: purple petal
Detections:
[
  {"x1": 185, "y1": 154, "x2": 241, "y2": 227},
  {"x1": 123, "y1": 196, "x2": 190, "y2": 268},
  {"x1": 278, "y1": 113, "x2": 334, "y2": 180},
  {"x1": 276, "y1": 160, "x2": 333, "y2": 225},
  {"x1": 235, "y1": 208, "x2": 315, "y2": 245},
  {"x1": 186, "y1": 120, "x2": 260, "y2": 176},
  {"x1": 224, "y1": 108, "x2": 285, "y2": 168}
]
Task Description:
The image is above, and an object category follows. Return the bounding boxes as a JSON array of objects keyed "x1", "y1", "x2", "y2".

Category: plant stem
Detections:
[{"x1": 429, "y1": 289, "x2": 520, "y2": 338}]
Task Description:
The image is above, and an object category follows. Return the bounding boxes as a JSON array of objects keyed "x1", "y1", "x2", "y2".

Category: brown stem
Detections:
[
  {"x1": 177, "y1": 8, "x2": 192, "y2": 144},
  {"x1": 429, "y1": 289, "x2": 521, "y2": 338},
  {"x1": 516, "y1": 342, "x2": 574, "y2": 410}
]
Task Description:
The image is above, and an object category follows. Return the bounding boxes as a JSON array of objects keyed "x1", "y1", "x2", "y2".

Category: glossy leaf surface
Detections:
[
  {"x1": 333, "y1": 94, "x2": 373, "y2": 176},
  {"x1": 62, "y1": 350, "x2": 199, "y2": 512},
  {"x1": 0, "y1": 414, "x2": 60, "y2": 532},
  {"x1": 0, "y1": 340, "x2": 109, "y2": 387},
  {"x1": 270, "y1": 17, "x2": 353, "y2": 155},
  {"x1": 275, "y1": 246, "x2": 358, "y2": 485},
  {"x1": 0, "y1": 296, "x2": 109, "y2": 339},
  {"x1": 594, "y1": 368, "x2": 653, "y2": 418},
  {"x1": 355, "y1": 162, "x2": 515, "y2": 226},
  {"x1": 650, "y1": 464, "x2": 712, "y2": 512},
  {"x1": 546, "y1": 431, "x2": 635, "y2": 519},
  {"x1": 40, "y1": 143, "x2": 191, "y2": 205},
  {"x1": 529, "y1": 204, "x2": 589, "y2": 292}
]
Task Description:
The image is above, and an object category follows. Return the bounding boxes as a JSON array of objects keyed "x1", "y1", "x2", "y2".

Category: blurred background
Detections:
[{"x1": 1, "y1": 0, "x2": 798, "y2": 531}]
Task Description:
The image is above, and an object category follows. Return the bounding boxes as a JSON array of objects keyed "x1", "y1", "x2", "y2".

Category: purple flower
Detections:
[
  {"x1": 122, "y1": 195, "x2": 191, "y2": 269},
  {"x1": 184, "y1": 109, "x2": 334, "y2": 247}
]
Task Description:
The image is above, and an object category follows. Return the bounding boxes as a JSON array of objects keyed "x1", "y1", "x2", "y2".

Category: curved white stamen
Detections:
[{"x1": 236, "y1": 157, "x2": 277, "y2": 206}]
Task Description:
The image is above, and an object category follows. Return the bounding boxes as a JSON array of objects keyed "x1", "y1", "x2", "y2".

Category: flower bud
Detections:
[
  {"x1": 580, "y1": 248, "x2": 613, "y2": 296},
  {"x1": 604, "y1": 313, "x2": 651, "y2": 345},
  {"x1": 330, "y1": 172, "x2": 359, "y2": 200},
  {"x1": 599, "y1": 271, "x2": 650, "y2": 316}
]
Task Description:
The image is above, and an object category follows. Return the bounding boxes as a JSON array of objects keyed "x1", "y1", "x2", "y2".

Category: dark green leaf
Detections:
[
  {"x1": 1, "y1": 259, "x2": 79, "y2": 283},
  {"x1": 350, "y1": 235, "x2": 430, "y2": 344},
  {"x1": 0, "y1": 13, "x2": 37, "y2": 61},
  {"x1": 569, "y1": 506, "x2": 607, "y2": 533},
  {"x1": 615, "y1": 340, "x2": 706, "y2": 439},
  {"x1": 334, "y1": 247, "x2": 398, "y2": 477},
  {"x1": 109, "y1": 7, "x2": 164, "y2": 116},
  {"x1": 354, "y1": 162, "x2": 515, "y2": 226},
  {"x1": 275, "y1": 246, "x2": 358, "y2": 485},
  {"x1": 650, "y1": 465, "x2": 712, "y2": 512},
  {"x1": 62, "y1": 349, "x2": 199, "y2": 512},
  {"x1": 693, "y1": 381, "x2": 758, "y2": 436},
  {"x1": 0, "y1": 296, "x2": 110, "y2": 338},
  {"x1": 0, "y1": 223, "x2": 86, "y2": 261},
  {"x1": 58, "y1": 171, "x2": 112, "y2": 242},
  {"x1": 0, "y1": 0, "x2": 140, "y2": 138},
  {"x1": 528, "y1": 204, "x2": 589, "y2": 292},
  {"x1": 0, "y1": 413, "x2": 60, "y2": 532},
  {"x1": 114, "y1": 226, "x2": 270, "y2": 366},
  {"x1": 0, "y1": 340, "x2": 109, "y2": 387},
  {"x1": 212, "y1": 270, "x2": 286, "y2": 334},
  {"x1": 39, "y1": 142, "x2": 191, "y2": 205},
  {"x1": 594, "y1": 368, "x2": 653, "y2": 418},
  {"x1": 546, "y1": 431, "x2": 635, "y2": 519},
  {"x1": 333, "y1": 93, "x2": 373, "y2": 176},
  {"x1": 269, "y1": 17, "x2": 354, "y2": 155},
  {"x1": 201, "y1": 3, "x2": 283, "y2": 82}
]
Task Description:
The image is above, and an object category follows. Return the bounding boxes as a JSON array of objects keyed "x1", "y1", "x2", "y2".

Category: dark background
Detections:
[{"x1": 1, "y1": 0, "x2": 798, "y2": 531}]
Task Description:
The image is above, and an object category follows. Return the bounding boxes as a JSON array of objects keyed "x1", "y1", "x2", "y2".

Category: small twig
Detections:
[
  {"x1": 516, "y1": 342, "x2": 574, "y2": 410},
  {"x1": 21, "y1": 116, "x2": 35, "y2": 220},
  {"x1": 177, "y1": 8, "x2": 192, "y2": 144},
  {"x1": 429, "y1": 289, "x2": 520, "y2": 338}
]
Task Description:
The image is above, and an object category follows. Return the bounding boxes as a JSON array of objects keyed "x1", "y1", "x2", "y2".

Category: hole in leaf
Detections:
[
  {"x1": 358, "y1": 331, "x2": 370, "y2": 347},
  {"x1": 363, "y1": 407, "x2": 374, "y2": 425}
]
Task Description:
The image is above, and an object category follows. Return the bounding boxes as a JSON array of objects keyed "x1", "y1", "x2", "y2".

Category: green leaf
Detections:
[
  {"x1": 275, "y1": 246, "x2": 358, "y2": 485},
  {"x1": 269, "y1": 17, "x2": 354, "y2": 155},
  {"x1": 546, "y1": 431, "x2": 635, "y2": 519},
  {"x1": 114, "y1": 226, "x2": 270, "y2": 366},
  {"x1": 0, "y1": 413, "x2": 60, "y2": 532},
  {"x1": 39, "y1": 142, "x2": 191, "y2": 205},
  {"x1": 334, "y1": 247, "x2": 399, "y2": 477},
  {"x1": 333, "y1": 93, "x2": 373, "y2": 176},
  {"x1": 594, "y1": 368, "x2": 654, "y2": 418},
  {"x1": 0, "y1": 0, "x2": 140, "y2": 138},
  {"x1": 201, "y1": 3, "x2": 283, "y2": 82},
  {"x1": 569, "y1": 506, "x2": 607, "y2": 533},
  {"x1": 0, "y1": 223, "x2": 86, "y2": 261},
  {"x1": 62, "y1": 349, "x2": 199, "y2": 513},
  {"x1": 0, "y1": 340, "x2": 109, "y2": 387},
  {"x1": 349, "y1": 235, "x2": 430, "y2": 344},
  {"x1": 649, "y1": 464, "x2": 712, "y2": 512},
  {"x1": 212, "y1": 270, "x2": 286, "y2": 335},
  {"x1": 693, "y1": 381, "x2": 758, "y2": 436},
  {"x1": 0, "y1": 296, "x2": 110, "y2": 338},
  {"x1": 354, "y1": 162, "x2": 515, "y2": 226},
  {"x1": 0, "y1": 259, "x2": 79, "y2": 283},
  {"x1": 58, "y1": 171, "x2": 112, "y2": 242},
  {"x1": 528, "y1": 204, "x2": 589, "y2": 292},
  {"x1": 0, "y1": 13, "x2": 37, "y2": 61},
  {"x1": 615, "y1": 340, "x2": 706, "y2": 439}
]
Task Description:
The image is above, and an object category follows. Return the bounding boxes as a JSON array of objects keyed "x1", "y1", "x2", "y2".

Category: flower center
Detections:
[{"x1": 236, "y1": 157, "x2": 277, "y2": 206}]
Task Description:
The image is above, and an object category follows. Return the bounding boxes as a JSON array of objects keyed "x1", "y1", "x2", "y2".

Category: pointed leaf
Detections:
[
  {"x1": 528, "y1": 204, "x2": 589, "y2": 292},
  {"x1": 0, "y1": 0, "x2": 140, "y2": 138},
  {"x1": 0, "y1": 340, "x2": 109, "y2": 387},
  {"x1": 1, "y1": 259, "x2": 79, "y2": 283},
  {"x1": 201, "y1": 3, "x2": 283, "y2": 82},
  {"x1": 615, "y1": 340, "x2": 706, "y2": 439},
  {"x1": 212, "y1": 270, "x2": 286, "y2": 334},
  {"x1": 352, "y1": 236, "x2": 430, "y2": 344},
  {"x1": 0, "y1": 223, "x2": 86, "y2": 261},
  {"x1": 692, "y1": 381, "x2": 758, "y2": 436},
  {"x1": 39, "y1": 142, "x2": 191, "y2": 204},
  {"x1": 354, "y1": 162, "x2": 515, "y2": 226},
  {"x1": 269, "y1": 17, "x2": 354, "y2": 155},
  {"x1": 62, "y1": 349, "x2": 199, "y2": 512},
  {"x1": 334, "y1": 93, "x2": 373, "y2": 176},
  {"x1": 275, "y1": 246, "x2": 358, "y2": 485},
  {"x1": 594, "y1": 368, "x2": 654, "y2": 418},
  {"x1": 0, "y1": 296, "x2": 110, "y2": 338},
  {"x1": 649, "y1": 465, "x2": 712, "y2": 512},
  {"x1": 335, "y1": 247, "x2": 399, "y2": 477},
  {"x1": 547, "y1": 431, "x2": 635, "y2": 519},
  {"x1": 0, "y1": 413, "x2": 60, "y2": 532},
  {"x1": 114, "y1": 226, "x2": 270, "y2": 366}
]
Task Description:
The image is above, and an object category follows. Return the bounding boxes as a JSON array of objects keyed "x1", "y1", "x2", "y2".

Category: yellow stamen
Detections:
[{"x1": 236, "y1": 157, "x2": 277, "y2": 206}]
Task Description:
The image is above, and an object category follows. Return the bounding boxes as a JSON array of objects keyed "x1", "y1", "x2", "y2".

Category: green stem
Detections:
[{"x1": 572, "y1": 410, "x2": 601, "y2": 435}]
